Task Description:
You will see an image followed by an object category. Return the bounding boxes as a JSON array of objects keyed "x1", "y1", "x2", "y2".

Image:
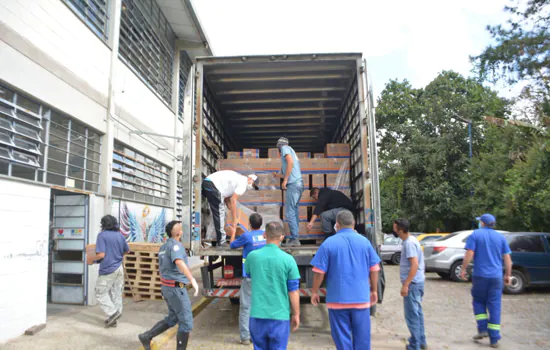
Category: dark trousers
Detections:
[{"x1": 202, "y1": 180, "x2": 226, "y2": 244}]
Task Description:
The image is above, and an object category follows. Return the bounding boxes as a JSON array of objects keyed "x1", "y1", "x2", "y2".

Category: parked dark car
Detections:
[{"x1": 502, "y1": 232, "x2": 550, "y2": 294}]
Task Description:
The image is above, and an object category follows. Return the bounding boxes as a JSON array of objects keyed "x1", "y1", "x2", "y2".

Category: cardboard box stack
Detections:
[{"x1": 219, "y1": 144, "x2": 350, "y2": 240}]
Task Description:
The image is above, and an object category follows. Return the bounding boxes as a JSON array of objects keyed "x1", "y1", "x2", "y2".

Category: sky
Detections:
[{"x1": 192, "y1": 0, "x2": 513, "y2": 97}]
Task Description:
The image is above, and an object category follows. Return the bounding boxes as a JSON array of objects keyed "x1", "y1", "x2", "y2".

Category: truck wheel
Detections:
[
  {"x1": 230, "y1": 298, "x2": 240, "y2": 305},
  {"x1": 504, "y1": 269, "x2": 527, "y2": 294},
  {"x1": 391, "y1": 253, "x2": 401, "y2": 265}
]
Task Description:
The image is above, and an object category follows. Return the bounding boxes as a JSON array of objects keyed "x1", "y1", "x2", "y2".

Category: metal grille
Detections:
[
  {"x1": 0, "y1": 81, "x2": 102, "y2": 191},
  {"x1": 178, "y1": 52, "x2": 193, "y2": 120},
  {"x1": 119, "y1": 0, "x2": 175, "y2": 105},
  {"x1": 63, "y1": 0, "x2": 110, "y2": 40},
  {"x1": 176, "y1": 171, "x2": 183, "y2": 220},
  {"x1": 112, "y1": 141, "x2": 171, "y2": 207}
]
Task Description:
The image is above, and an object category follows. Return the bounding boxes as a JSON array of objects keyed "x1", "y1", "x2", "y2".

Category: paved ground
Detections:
[{"x1": 3, "y1": 265, "x2": 549, "y2": 349}]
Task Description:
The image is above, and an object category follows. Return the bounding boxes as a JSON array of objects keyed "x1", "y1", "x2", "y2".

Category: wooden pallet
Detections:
[{"x1": 123, "y1": 247, "x2": 163, "y2": 301}]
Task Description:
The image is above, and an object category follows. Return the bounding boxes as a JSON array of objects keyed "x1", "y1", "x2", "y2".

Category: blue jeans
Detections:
[
  {"x1": 285, "y1": 180, "x2": 304, "y2": 239},
  {"x1": 161, "y1": 285, "x2": 193, "y2": 333},
  {"x1": 403, "y1": 282, "x2": 426, "y2": 350},
  {"x1": 328, "y1": 308, "x2": 371, "y2": 350},
  {"x1": 239, "y1": 278, "x2": 252, "y2": 341},
  {"x1": 249, "y1": 317, "x2": 290, "y2": 350},
  {"x1": 471, "y1": 276, "x2": 503, "y2": 344}
]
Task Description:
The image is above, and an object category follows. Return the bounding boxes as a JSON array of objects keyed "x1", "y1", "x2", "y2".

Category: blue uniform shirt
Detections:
[
  {"x1": 280, "y1": 145, "x2": 302, "y2": 184},
  {"x1": 96, "y1": 230, "x2": 129, "y2": 275},
  {"x1": 310, "y1": 228, "x2": 381, "y2": 304},
  {"x1": 465, "y1": 227, "x2": 511, "y2": 278},
  {"x1": 159, "y1": 238, "x2": 189, "y2": 283},
  {"x1": 400, "y1": 235, "x2": 425, "y2": 284},
  {"x1": 230, "y1": 229, "x2": 266, "y2": 278}
]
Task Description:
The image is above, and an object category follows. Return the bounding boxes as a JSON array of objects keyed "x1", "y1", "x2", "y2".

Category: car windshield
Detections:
[{"x1": 384, "y1": 236, "x2": 401, "y2": 245}]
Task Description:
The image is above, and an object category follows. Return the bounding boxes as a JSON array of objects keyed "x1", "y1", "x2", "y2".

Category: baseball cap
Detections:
[
  {"x1": 476, "y1": 213, "x2": 496, "y2": 226},
  {"x1": 277, "y1": 137, "x2": 289, "y2": 146},
  {"x1": 247, "y1": 174, "x2": 259, "y2": 190}
]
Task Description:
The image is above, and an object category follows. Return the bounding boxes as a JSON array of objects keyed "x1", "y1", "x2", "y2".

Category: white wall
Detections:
[
  {"x1": 85, "y1": 194, "x2": 105, "y2": 306},
  {"x1": 0, "y1": 179, "x2": 50, "y2": 344}
]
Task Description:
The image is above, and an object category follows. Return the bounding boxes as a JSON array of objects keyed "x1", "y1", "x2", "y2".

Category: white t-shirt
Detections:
[{"x1": 206, "y1": 170, "x2": 248, "y2": 198}]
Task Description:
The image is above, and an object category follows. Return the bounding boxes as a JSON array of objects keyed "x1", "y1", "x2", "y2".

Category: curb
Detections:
[{"x1": 139, "y1": 297, "x2": 213, "y2": 350}]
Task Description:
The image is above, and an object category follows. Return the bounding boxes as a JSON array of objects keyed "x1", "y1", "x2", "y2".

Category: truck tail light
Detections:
[{"x1": 433, "y1": 246, "x2": 446, "y2": 253}]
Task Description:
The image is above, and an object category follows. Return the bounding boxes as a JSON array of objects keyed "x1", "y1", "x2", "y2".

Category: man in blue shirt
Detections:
[
  {"x1": 272, "y1": 137, "x2": 303, "y2": 247},
  {"x1": 394, "y1": 218, "x2": 427, "y2": 350},
  {"x1": 87, "y1": 215, "x2": 129, "y2": 328},
  {"x1": 229, "y1": 213, "x2": 266, "y2": 345},
  {"x1": 461, "y1": 214, "x2": 512, "y2": 348},
  {"x1": 139, "y1": 221, "x2": 199, "y2": 350},
  {"x1": 310, "y1": 210, "x2": 381, "y2": 350}
]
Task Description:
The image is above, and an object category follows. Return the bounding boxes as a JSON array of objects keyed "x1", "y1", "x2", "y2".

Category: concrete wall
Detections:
[
  {"x1": 0, "y1": 178, "x2": 50, "y2": 343},
  {"x1": 86, "y1": 194, "x2": 105, "y2": 306}
]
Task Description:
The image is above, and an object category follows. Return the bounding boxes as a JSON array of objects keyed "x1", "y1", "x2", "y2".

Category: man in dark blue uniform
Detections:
[
  {"x1": 461, "y1": 214, "x2": 512, "y2": 348},
  {"x1": 138, "y1": 221, "x2": 199, "y2": 350}
]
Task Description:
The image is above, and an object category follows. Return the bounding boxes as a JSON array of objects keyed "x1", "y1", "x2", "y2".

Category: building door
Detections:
[{"x1": 50, "y1": 191, "x2": 88, "y2": 304}]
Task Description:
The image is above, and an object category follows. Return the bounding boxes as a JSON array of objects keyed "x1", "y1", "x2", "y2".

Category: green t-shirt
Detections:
[{"x1": 245, "y1": 244, "x2": 301, "y2": 320}]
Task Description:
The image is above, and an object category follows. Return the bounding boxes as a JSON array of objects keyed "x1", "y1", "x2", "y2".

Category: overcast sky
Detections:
[{"x1": 192, "y1": 0, "x2": 513, "y2": 97}]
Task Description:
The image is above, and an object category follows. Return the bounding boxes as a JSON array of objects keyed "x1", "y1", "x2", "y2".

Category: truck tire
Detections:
[
  {"x1": 230, "y1": 298, "x2": 240, "y2": 305},
  {"x1": 391, "y1": 253, "x2": 401, "y2": 265},
  {"x1": 504, "y1": 269, "x2": 527, "y2": 295}
]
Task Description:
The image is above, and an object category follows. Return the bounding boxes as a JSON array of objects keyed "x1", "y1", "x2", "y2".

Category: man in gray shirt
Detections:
[{"x1": 394, "y1": 218, "x2": 427, "y2": 350}]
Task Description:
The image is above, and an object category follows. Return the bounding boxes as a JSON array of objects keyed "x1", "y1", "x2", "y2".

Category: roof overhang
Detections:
[{"x1": 157, "y1": 0, "x2": 213, "y2": 59}]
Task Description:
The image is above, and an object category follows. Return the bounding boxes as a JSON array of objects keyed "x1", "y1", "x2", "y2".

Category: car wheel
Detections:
[
  {"x1": 391, "y1": 253, "x2": 401, "y2": 265},
  {"x1": 437, "y1": 272, "x2": 450, "y2": 279},
  {"x1": 230, "y1": 298, "x2": 240, "y2": 305},
  {"x1": 450, "y1": 260, "x2": 467, "y2": 282},
  {"x1": 504, "y1": 269, "x2": 527, "y2": 294}
]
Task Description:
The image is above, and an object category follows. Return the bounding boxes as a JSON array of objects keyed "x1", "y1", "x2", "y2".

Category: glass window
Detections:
[
  {"x1": 0, "y1": 160, "x2": 9, "y2": 174},
  {"x1": 383, "y1": 236, "x2": 401, "y2": 245},
  {"x1": 11, "y1": 163, "x2": 36, "y2": 180},
  {"x1": 507, "y1": 235, "x2": 545, "y2": 253},
  {"x1": 62, "y1": 0, "x2": 110, "y2": 41}
]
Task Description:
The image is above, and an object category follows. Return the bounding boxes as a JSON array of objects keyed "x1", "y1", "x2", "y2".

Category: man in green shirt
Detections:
[{"x1": 245, "y1": 221, "x2": 301, "y2": 349}]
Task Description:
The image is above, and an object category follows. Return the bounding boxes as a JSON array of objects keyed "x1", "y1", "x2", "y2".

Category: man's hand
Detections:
[
  {"x1": 400, "y1": 284, "x2": 409, "y2": 297},
  {"x1": 282, "y1": 179, "x2": 288, "y2": 190},
  {"x1": 272, "y1": 172, "x2": 281, "y2": 179},
  {"x1": 291, "y1": 314, "x2": 300, "y2": 332},
  {"x1": 226, "y1": 225, "x2": 236, "y2": 236},
  {"x1": 311, "y1": 292, "x2": 320, "y2": 306},
  {"x1": 504, "y1": 274, "x2": 511, "y2": 286},
  {"x1": 307, "y1": 222, "x2": 314, "y2": 230},
  {"x1": 460, "y1": 269, "x2": 468, "y2": 281},
  {"x1": 370, "y1": 291, "x2": 378, "y2": 304},
  {"x1": 190, "y1": 278, "x2": 199, "y2": 297}
]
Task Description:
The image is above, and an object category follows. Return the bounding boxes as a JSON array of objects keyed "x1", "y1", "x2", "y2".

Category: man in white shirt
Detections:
[{"x1": 202, "y1": 171, "x2": 259, "y2": 248}]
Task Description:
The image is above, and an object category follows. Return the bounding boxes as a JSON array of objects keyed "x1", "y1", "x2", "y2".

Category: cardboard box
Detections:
[
  {"x1": 312, "y1": 174, "x2": 324, "y2": 188},
  {"x1": 283, "y1": 206, "x2": 308, "y2": 222},
  {"x1": 302, "y1": 174, "x2": 310, "y2": 189},
  {"x1": 326, "y1": 158, "x2": 350, "y2": 172},
  {"x1": 226, "y1": 206, "x2": 250, "y2": 235},
  {"x1": 263, "y1": 158, "x2": 282, "y2": 172},
  {"x1": 314, "y1": 153, "x2": 325, "y2": 159},
  {"x1": 227, "y1": 152, "x2": 242, "y2": 159},
  {"x1": 257, "y1": 173, "x2": 280, "y2": 190},
  {"x1": 300, "y1": 158, "x2": 328, "y2": 174},
  {"x1": 239, "y1": 190, "x2": 283, "y2": 206},
  {"x1": 326, "y1": 174, "x2": 350, "y2": 188},
  {"x1": 305, "y1": 221, "x2": 323, "y2": 235},
  {"x1": 295, "y1": 152, "x2": 311, "y2": 159},
  {"x1": 325, "y1": 143, "x2": 350, "y2": 158},
  {"x1": 243, "y1": 149, "x2": 260, "y2": 158},
  {"x1": 220, "y1": 159, "x2": 276, "y2": 173},
  {"x1": 268, "y1": 148, "x2": 280, "y2": 158}
]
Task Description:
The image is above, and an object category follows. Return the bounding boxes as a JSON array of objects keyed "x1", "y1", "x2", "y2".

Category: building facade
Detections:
[{"x1": 0, "y1": 0, "x2": 211, "y2": 342}]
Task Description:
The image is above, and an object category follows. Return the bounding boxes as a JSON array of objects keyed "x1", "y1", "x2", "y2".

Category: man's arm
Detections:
[
  {"x1": 230, "y1": 234, "x2": 249, "y2": 248},
  {"x1": 227, "y1": 194, "x2": 239, "y2": 227},
  {"x1": 175, "y1": 259, "x2": 194, "y2": 282},
  {"x1": 403, "y1": 257, "x2": 419, "y2": 287},
  {"x1": 461, "y1": 249, "x2": 475, "y2": 273},
  {"x1": 289, "y1": 289, "x2": 300, "y2": 332},
  {"x1": 503, "y1": 254, "x2": 512, "y2": 284},
  {"x1": 370, "y1": 270, "x2": 379, "y2": 304},
  {"x1": 283, "y1": 154, "x2": 293, "y2": 182},
  {"x1": 309, "y1": 192, "x2": 328, "y2": 228}
]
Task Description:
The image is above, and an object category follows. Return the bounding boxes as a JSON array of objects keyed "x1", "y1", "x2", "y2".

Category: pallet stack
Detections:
[
  {"x1": 219, "y1": 144, "x2": 351, "y2": 241},
  {"x1": 123, "y1": 243, "x2": 163, "y2": 301}
]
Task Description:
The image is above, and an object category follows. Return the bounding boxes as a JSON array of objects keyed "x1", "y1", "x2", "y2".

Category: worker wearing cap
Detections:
[
  {"x1": 310, "y1": 210, "x2": 380, "y2": 350},
  {"x1": 202, "y1": 170, "x2": 259, "y2": 248},
  {"x1": 272, "y1": 137, "x2": 303, "y2": 247},
  {"x1": 460, "y1": 214, "x2": 512, "y2": 348},
  {"x1": 138, "y1": 221, "x2": 199, "y2": 350}
]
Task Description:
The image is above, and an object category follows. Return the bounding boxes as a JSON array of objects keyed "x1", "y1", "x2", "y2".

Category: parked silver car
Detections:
[
  {"x1": 424, "y1": 229, "x2": 508, "y2": 282},
  {"x1": 381, "y1": 235, "x2": 403, "y2": 265}
]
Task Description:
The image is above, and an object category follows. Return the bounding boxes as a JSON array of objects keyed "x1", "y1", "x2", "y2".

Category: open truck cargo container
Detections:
[{"x1": 178, "y1": 53, "x2": 384, "y2": 306}]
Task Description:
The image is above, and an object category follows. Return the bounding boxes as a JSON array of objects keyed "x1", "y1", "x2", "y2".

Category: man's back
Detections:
[
  {"x1": 466, "y1": 228, "x2": 510, "y2": 278},
  {"x1": 246, "y1": 244, "x2": 300, "y2": 320},
  {"x1": 97, "y1": 230, "x2": 129, "y2": 275},
  {"x1": 280, "y1": 145, "x2": 302, "y2": 184},
  {"x1": 317, "y1": 188, "x2": 353, "y2": 212},
  {"x1": 312, "y1": 229, "x2": 380, "y2": 303},
  {"x1": 230, "y1": 229, "x2": 266, "y2": 278}
]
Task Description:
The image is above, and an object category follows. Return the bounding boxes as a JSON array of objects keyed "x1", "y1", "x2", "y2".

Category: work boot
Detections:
[
  {"x1": 177, "y1": 332, "x2": 190, "y2": 349},
  {"x1": 240, "y1": 339, "x2": 251, "y2": 345},
  {"x1": 138, "y1": 320, "x2": 171, "y2": 350},
  {"x1": 282, "y1": 238, "x2": 301, "y2": 247},
  {"x1": 216, "y1": 242, "x2": 230, "y2": 249},
  {"x1": 490, "y1": 343, "x2": 500, "y2": 348},
  {"x1": 105, "y1": 311, "x2": 121, "y2": 328},
  {"x1": 472, "y1": 331, "x2": 489, "y2": 340}
]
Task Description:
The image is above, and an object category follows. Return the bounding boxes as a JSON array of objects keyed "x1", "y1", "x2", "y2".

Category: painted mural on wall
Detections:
[{"x1": 112, "y1": 200, "x2": 172, "y2": 243}]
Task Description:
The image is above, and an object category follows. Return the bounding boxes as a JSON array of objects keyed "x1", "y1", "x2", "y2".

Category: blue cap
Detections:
[{"x1": 476, "y1": 213, "x2": 496, "y2": 226}]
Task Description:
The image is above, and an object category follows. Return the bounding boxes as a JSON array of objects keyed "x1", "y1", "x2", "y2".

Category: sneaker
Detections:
[
  {"x1": 105, "y1": 311, "x2": 121, "y2": 328},
  {"x1": 240, "y1": 339, "x2": 251, "y2": 345},
  {"x1": 109, "y1": 320, "x2": 117, "y2": 328},
  {"x1": 490, "y1": 343, "x2": 500, "y2": 348},
  {"x1": 216, "y1": 242, "x2": 230, "y2": 249},
  {"x1": 473, "y1": 332, "x2": 489, "y2": 340},
  {"x1": 283, "y1": 239, "x2": 301, "y2": 247}
]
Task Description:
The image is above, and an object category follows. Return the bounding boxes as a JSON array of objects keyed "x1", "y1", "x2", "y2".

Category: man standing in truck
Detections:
[
  {"x1": 229, "y1": 213, "x2": 266, "y2": 345},
  {"x1": 310, "y1": 210, "x2": 380, "y2": 350},
  {"x1": 202, "y1": 170, "x2": 259, "y2": 248},
  {"x1": 308, "y1": 187, "x2": 354, "y2": 237},
  {"x1": 272, "y1": 137, "x2": 303, "y2": 247}
]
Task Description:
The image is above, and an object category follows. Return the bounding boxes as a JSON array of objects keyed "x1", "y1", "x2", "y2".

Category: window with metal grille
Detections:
[
  {"x1": 112, "y1": 141, "x2": 171, "y2": 207},
  {"x1": 0, "y1": 82, "x2": 102, "y2": 191},
  {"x1": 119, "y1": 0, "x2": 175, "y2": 105},
  {"x1": 176, "y1": 171, "x2": 183, "y2": 219},
  {"x1": 62, "y1": 0, "x2": 110, "y2": 41},
  {"x1": 178, "y1": 52, "x2": 193, "y2": 120}
]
